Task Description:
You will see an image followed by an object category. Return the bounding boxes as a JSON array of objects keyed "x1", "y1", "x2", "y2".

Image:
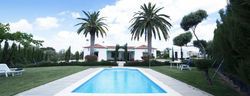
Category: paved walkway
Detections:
[
  {"x1": 117, "y1": 61, "x2": 125, "y2": 67},
  {"x1": 15, "y1": 68, "x2": 101, "y2": 96},
  {"x1": 15, "y1": 67, "x2": 213, "y2": 96}
]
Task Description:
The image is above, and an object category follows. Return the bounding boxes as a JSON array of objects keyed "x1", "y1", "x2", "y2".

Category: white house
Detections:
[
  {"x1": 169, "y1": 46, "x2": 199, "y2": 59},
  {"x1": 83, "y1": 44, "x2": 157, "y2": 61}
]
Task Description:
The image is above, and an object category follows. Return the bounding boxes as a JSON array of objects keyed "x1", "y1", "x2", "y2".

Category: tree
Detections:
[
  {"x1": 193, "y1": 40, "x2": 207, "y2": 54},
  {"x1": 9, "y1": 43, "x2": 17, "y2": 65},
  {"x1": 1, "y1": 41, "x2": 9, "y2": 64},
  {"x1": 76, "y1": 11, "x2": 108, "y2": 56},
  {"x1": 156, "y1": 50, "x2": 161, "y2": 58},
  {"x1": 75, "y1": 51, "x2": 80, "y2": 62},
  {"x1": 195, "y1": 59, "x2": 212, "y2": 85},
  {"x1": 173, "y1": 32, "x2": 192, "y2": 60},
  {"x1": 80, "y1": 51, "x2": 84, "y2": 60},
  {"x1": 180, "y1": 9, "x2": 208, "y2": 56},
  {"x1": 130, "y1": 2, "x2": 172, "y2": 67},
  {"x1": 65, "y1": 46, "x2": 71, "y2": 62},
  {"x1": 171, "y1": 47, "x2": 174, "y2": 61},
  {"x1": 212, "y1": 0, "x2": 250, "y2": 86}
]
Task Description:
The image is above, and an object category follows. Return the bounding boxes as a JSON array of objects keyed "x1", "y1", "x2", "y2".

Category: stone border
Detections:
[{"x1": 55, "y1": 67, "x2": 182, "y2": 96}]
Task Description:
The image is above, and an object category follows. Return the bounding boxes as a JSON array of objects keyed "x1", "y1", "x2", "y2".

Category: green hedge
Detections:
[
  {"x1": 124, "y1": 60, "x2": 169, "y2": 66},
  {"x1": 25, "y1": 61, "x2": 118, "y2": 67},
  {"x1": 195, "y1": 59, "x2": 212, "y2": 71}
]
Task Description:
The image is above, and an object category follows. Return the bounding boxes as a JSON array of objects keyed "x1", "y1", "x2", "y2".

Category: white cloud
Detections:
[
  {"x1": 9, "y1": 19, "x2": 33, "y2": 33},
  {"x1": 35, "y1": 17, "x2": 59, "y2": 30},
  {"x1": 58, "y1": 11, "x2": 70, "y2": 15},
  {"x1": 71, "y1": 12, "x2": 81, "y2": 18},
  {"x1": 98, "y1": 0, "x2": 227, "y2": 50},
  {"x1": 40, "y1": 31, "x2": 86, "y2": 53},
  {"x1": 31, "y1": 0, "x2": 226, "y2": 52}
]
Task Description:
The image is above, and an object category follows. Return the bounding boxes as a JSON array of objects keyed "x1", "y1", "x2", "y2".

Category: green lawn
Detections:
[
  {"x1": 151, "y1": 66, "x2": 238, "y2": 96},
  {"x1": 0, "y1": 66, "x2": 91, "y2": 96},
  {"x1": 0, "y1": 66, "x2": 238, "y2": 96}
]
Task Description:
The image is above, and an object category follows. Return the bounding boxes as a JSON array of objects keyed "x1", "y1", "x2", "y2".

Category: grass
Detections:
[
  {"x1": 150, "y1": 66, "x2": 238, "y2": 96},
  {"x1": 0, "y1": 65, "x2": 238, "y2": 96},
  {"x1": 0, "y1": 66, "x2": 91, "y2": 96}
]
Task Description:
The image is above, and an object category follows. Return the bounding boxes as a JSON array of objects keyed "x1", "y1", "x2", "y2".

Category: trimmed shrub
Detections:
[
  {"x1": 195, "y1": 59, "x2": 212, "y2": 71},
  {"x1": 26, "y1": 60, "x2": 117, "y2": 67},
  {"x1": 141, "y1": 55, "x2": 155, "y2": 61},
  {"x1": 195, "y1": 59, "x2": 213, "y2": 85},
  {"x1": 124, "y1": 60, "x2": 169, "y2": 66},
  {"x1": 85, "y1": 55, "x2": 97, "y2": 62}
]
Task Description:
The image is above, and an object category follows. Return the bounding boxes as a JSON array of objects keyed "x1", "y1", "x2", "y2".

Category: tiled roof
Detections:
[
  {"x1": 135, "y1": 45, "x2": 156, "y2": 49},
  {"x1": 83, "y1": 44, "x2": 106, "y2": 48}
]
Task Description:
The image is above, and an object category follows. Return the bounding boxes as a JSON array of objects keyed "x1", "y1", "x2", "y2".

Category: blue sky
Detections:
[{"x1": 0, "y1": 0, "x2": 227, "y2": 52}]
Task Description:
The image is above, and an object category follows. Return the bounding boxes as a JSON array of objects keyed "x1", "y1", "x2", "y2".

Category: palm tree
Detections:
[
  {"x1": 130, "y1": 3, "x2": 172, "y2": 58},
  {"x1": 76, "y1": 11, "x2": 108, "y2": 56}
]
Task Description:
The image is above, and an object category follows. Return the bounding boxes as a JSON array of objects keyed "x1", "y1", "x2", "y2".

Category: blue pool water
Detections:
[{"x1": 72, "y1": 68, "x2": 166, "y2": 93}]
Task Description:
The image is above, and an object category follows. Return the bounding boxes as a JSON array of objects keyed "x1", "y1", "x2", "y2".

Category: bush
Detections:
[
  {"x1": 85, "y1": 55, "x2": 97, "y2": 62},
  {"x1": 141, "y1": 56, "x2": 155, "y2": 61},
  {"x1": 195, "y1": 59, "x2": 212, "y2": 71},
  {"x1": 26, "y1": 60, "x2": 118, "y2": 67},
  {"x1": 124, "y1": 60, "x2": 169, "y2": 66}
]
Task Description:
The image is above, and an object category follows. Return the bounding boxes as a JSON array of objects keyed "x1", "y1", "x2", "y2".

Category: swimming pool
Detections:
[
  {"x1": 72, "y1": 68, "x2": 166, "y2": 93},
  {"x1": 55, "y1": 68, "x2": 182, "y2": 96}
]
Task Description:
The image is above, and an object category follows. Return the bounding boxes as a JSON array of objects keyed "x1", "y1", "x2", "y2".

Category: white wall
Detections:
[
  {"x1": 169, "y1": 46, "x2": 199, "y2": 59},
  {"x1": 84, "y1": 48, "x2": 157, "y2": 61},
  {"x1": 83, "y1": 48, "x2": 107, "y2": 61},
  {"x1": 134, "y1": 49, "x2": 157, "y2": 60}
]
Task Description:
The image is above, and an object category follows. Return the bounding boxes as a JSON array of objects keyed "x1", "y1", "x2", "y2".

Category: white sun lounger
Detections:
[{"x1": 0, "y1": 64, "x2": 24, "y2": 77}]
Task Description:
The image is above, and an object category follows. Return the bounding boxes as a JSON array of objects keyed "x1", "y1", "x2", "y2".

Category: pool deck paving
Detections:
[{"x1": 15, "y1": 67, "x2": 213, "y2": 96}]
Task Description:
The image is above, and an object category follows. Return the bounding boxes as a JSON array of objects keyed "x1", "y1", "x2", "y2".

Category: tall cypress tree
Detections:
[
  {"x1": 9, "y1": 43, "x2": 17, "y2": 66},
  {"x1": 2, "y1": 41, "x2": 9, "y2": 64},
  {"x1": 75, "y1": 51, "x2": 79, "y2": 62},
  {"x1": 212, "y1": 0, "x2": 250, "y2": 86},
  {"x1": 65, "y1": 46, "x2": 71, "y2": 62}
]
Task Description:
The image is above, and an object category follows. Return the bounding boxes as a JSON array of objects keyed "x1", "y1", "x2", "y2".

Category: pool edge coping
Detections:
[{"x1": 54, "y1": 67, "x2": 182, "y2": 96}]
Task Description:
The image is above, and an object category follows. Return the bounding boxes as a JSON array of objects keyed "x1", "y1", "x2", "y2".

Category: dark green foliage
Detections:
[
  {"x1": 173, "y1": 32, "x2": 192, "y2": 60},
  {"x1": 195, "y1": 59, "x2": 212, "y2": 85},
  {"x1": 193, "y1": 40, "x2": 207, "y2": 53},
  {"x1": 171, "y1": 47, "x2": 174, "y2": 61},
  {"x1": 141, "y1": 55, "x2": 155, "y2": 61},
  {"x1": 28, "y1": 61, "x2": 117, "y2": 67},
  {"x1": 1, "y1": 41, "x2": 9, "y2": 63},
  {"x1": 85, "y1": 55, "x2": 97, "y2": 62},
  {"x1": 75, "y1": 51, "x2": 80, "y2": 62},
  {"x1": 180, "y1": 10, "x2": 208, "y2": 31},
  {"x1": 76, "y1": 11, "x2": 108, "y2": 56},
  {"x1": 114, "y1": 44, "x2": 129, "y2": 63},
  {"x1": 130, "y1": 3, "x2": 172, "y2": 58},
  {"x1": 173, "y1": 32, "x2": 192, "y2": 46},
  {"x1": 195, "y1": 59, "x2": 212, "y2": 71},
  {"x1": 212, "y1": 0, "x2": 250, "y2": 86},
  {"x1": 162, "y1": 50, "x2": 169, "y2": 59},
  {"x1": 65, "y1": 46, "x2": 71, "y2": 62},
  {"x1": 180, "y1": 10, "x2": 208, "y2": 55},
  {"x1": 156, "y1": 50, "x2": 161, "y2": 58},
  {"x1": 124, "y1": 60, "x2": 169, "y2": 66},
  {"x1": 80, "y1": 51, "x2": 84, "y2": 60},
  {"x1": 9, "y1": 43, "x2": 17, "y2": 65}
]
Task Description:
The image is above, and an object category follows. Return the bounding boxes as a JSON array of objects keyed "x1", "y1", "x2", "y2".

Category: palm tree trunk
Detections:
[
  {"x1": 90, "y1": 32, "x2": 95, "y2": 56},
  {"x1": 148, "y1": 32, "x2": 152, "y2": 57},
  {"x1": 147, "y1": 31, "x2": 152, "y2": 68}
]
